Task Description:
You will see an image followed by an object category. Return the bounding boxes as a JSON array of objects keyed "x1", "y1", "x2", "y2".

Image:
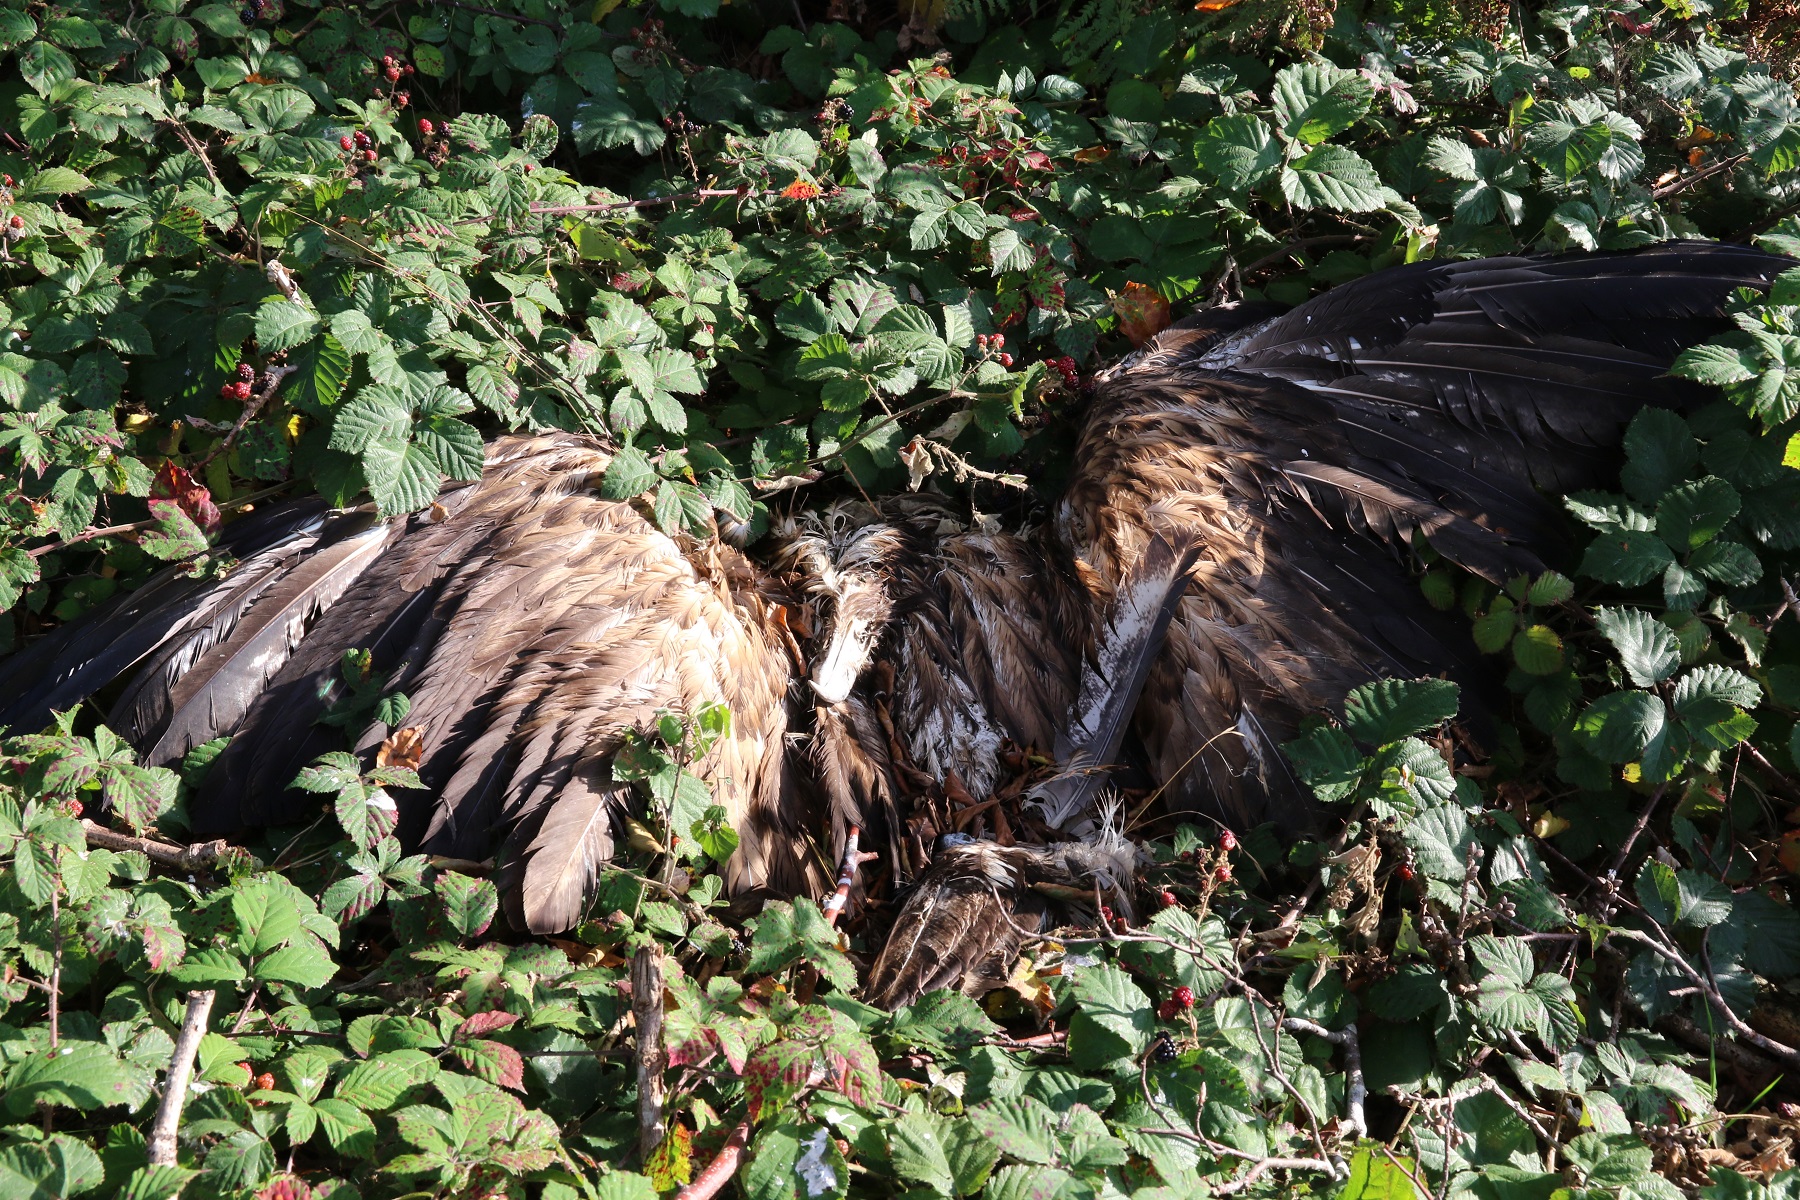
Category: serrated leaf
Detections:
[
  {"x1": 1281, "y1": 145, "x2": 1385, "y2": 212},
  {"x1": 1656, "y1": 476, "x2": 1740, "y2": 550},
  {"x1": 1594, "y1": 607, "x2": 1679, "y2": 687},
  {"x1": 1342, "y1": 678, "x2": 1460, "y2": 744},
  {"x1": 255, "y1": 297, "x2": 319, "y2": 355},
  {"x1": 1272, "y1": 63, "x2": 1373, "y2": 145},
  {"x1": 1573, "y1": 690, "x2": 1666, "y2": 764},
  {"x1": 1067, "y1": 964, "x2": 1152, "y2": 1070},
  {"x1": 1512, "y1": 625, "x2": 1563, "y2": 675},
  {"x1": 1194, "y1": 114, "x2": 1281, "y2": 189}
]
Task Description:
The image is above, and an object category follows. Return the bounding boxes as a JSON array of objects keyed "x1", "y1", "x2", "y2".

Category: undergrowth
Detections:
[{"x1": 5, "y1": 0, "x2": 1800, "y2": 1195}]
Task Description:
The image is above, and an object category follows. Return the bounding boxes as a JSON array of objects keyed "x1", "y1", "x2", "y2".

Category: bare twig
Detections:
[
  {"x1": 1651, "y1": 152, "x2": 1750, "y2": 200},
  {"x1": 168, "y1": 122, "x2": 223, "y2": 187},
  {"x1": 1609, "y1": 927, "x2": 1800, "y2": 1069},
  {"x1": 675, "y1": 1119, "x2": 752, "y2": 1200},
  {"x1": 631, "y1": 944, "x2": 667, "y2": 1165},
  {"x1": 30, "y1": 518, "x2": 164, "y2": 558},
  {"x1": 148, "y1": 990, "x2": 217, "y2": 1166},
  {"x1": 230, "y1": 986, "x2": 260, "y2": 1036},
  {"x1": 1212, "y1": 1156, "x2": 1344, "y2": 1194},
  {"x1": 430, "y1": 0, "x2": 563, "y2": 27},
  {"x1": 1469, "y1": 1076, "x2": 1555, "y2": 1145},
  {"x1": 1600, "y1": 784, "x2": 1667, "y2": 914},
  {"x1": 82, "y1": 820, "x2": 236, "y2": 871}
]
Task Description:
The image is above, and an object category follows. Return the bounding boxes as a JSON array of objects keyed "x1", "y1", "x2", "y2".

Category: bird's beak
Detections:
[{"x1": 809, "y1": 618, "x2": 870, "y2": 705}]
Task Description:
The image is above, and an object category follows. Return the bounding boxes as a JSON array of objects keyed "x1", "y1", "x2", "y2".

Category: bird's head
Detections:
[{"x1": 770, "y1": 501, "x2": 911, "y2": 705}]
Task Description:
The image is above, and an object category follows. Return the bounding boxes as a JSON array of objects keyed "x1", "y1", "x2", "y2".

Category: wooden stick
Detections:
[
  {"x1": 81, "y1": 820, "x2": 234, "y2": 871},
  {"x1": 676, "y1": 1120, "x2": 753, "y2": 1200},
  {"x1": 147, "y1": 990, "x2": 216, "y2": 1165},
  {"x1": 632, "y1": 945, "x2": 666, "y2": 1164}
]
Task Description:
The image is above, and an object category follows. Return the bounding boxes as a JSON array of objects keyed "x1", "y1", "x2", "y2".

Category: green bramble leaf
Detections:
[
  {"x1": 1271, "y1": 63, "x2": 1374, "y2": 145},
  {"x1": 1342, "y1": 678, "x2": 1460, "y2": 745},
  {"x1": 1280, "y1": 144, "x2": 1386, "y2": 212},
  {"x1": 1593, "y1": 607, "x2": 1680, "y2": 687}
]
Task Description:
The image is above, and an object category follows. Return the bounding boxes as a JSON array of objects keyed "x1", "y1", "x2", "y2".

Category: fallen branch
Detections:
[
  {"x1": 632, "y1": 944, "x2": 666, "y2": 1165},
  {"x1": 82, "y1": 820, "x2": 236, "y2": 871},
  {"x1": 147, "y1": 990, "x2": 216, "y2": 1166},
  {"x1": 1282, "y1": 1018, "x2": 1366, "y2": 1139},
  {"x1": 675, "y1": 1119, "x2": 752, "y2": 1200}
]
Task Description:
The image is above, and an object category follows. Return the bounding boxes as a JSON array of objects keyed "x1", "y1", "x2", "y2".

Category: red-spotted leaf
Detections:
[
  {"x1": 646, "y1": 1123, "x2": 694, "y2": 1191},
  {"x1": 150, "y1": 461, "x2": 222, "y2": 533},
  {"x1": 743, "y1": 1039, "x2": 819, "y2": 1122},
  {"x1": 141, "y1": 921, "x2": 185, "y2": 972},
  {"x1": 450, "y1": 1038, "x2": 525, "y2": 1090},
  {"x1": 454, "y1": 1010, "x2": 520, "y2": 1041}
]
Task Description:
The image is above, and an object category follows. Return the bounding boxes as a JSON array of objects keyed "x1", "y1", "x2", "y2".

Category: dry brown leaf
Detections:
[{"x1": 376, "y1": 725, "x2": 425, "y2": 771}]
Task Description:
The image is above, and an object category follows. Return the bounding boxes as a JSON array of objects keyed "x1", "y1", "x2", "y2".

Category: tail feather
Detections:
[
  {"x1": 146, "y1": 521, "x2": 390, "y2": 768},
  {"x1": 0, "y1": 501, "x2": 335, "y2": 734}
]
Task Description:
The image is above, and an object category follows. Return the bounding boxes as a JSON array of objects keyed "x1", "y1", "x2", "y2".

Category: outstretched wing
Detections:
[
  {"x1": 1064, "y1": 241, "x2": 1795, "y2": 834},
  {"x1": 0, "y1": 433, "x2": 823, "y2": 932}
]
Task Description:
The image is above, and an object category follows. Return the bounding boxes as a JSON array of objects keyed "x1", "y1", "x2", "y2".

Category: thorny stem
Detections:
[
  {"x1": 47, "y1": 886, "x2": 60, "y2": 1050},
  {"x1": 674, "y1": 1120, "x2": 752, "y2": 1200},
  {"x1": 231, "y1": 985, "x2": 260, "y2": 1037},
  {"x1": 148, "y1": 990, "x2": 217, "y2": 1166},
  {"x1": 29, "y1": 480, "x2": 299, "y2": 560}
]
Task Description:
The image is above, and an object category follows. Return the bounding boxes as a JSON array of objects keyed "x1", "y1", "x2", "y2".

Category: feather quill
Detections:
[{"x1": 1030, "y1": 534, "x2": 1199, "y2": 828}]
